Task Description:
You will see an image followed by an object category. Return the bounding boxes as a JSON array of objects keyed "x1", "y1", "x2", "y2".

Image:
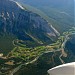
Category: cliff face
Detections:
[{"x1": 0, "y1": 0, "x2": 59, "y2": 44}]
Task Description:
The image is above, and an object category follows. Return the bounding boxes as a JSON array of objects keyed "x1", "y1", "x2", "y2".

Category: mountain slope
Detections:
[
  {"x1": 65, "y1": 34, "x2": 75, "y2": 55},
  {"x1": 0, "y1": 0, "x2": 59, "y2": 46},
  {"x1": 14, "y1": 0, "x2": 74, "y2": 33}
]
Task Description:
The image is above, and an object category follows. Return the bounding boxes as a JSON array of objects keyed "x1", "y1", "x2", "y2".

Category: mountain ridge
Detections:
[
  {"x1": 0, "y1": 0, "x2": 59, "y2": 45},
  {"x1": 14, "y1": 0, "x2": 74, "y2": 33}
]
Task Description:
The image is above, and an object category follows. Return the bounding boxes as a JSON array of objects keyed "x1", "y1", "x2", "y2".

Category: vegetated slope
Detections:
[
  {"x1": 0, "y1": 34, "x2": 15, "y2": 55},
  {"x1": 14, "y1": 28, "x2": 75, "y2": 75},
  {"x1": 14, "y1": 0, "x2": 74, "y2": 33},
  {"x1": 0, "y1": 0, "x2": 59, "y2": 51},
  {"x1": 65, "y1": 34, "x2": 75, "y2": 56},
  {"x1": 14, "y1": 0, "x2": 74, "y2": 15}
]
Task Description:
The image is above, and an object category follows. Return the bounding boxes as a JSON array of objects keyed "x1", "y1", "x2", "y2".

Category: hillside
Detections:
[
  {"x1": 14, "y1": 28, "x2": 75, "y2": 75},
  {"x1": 0, "y1": 0, "x2": 60, "y2": 51},
  {"x1": 14, "y1": 0, "x2": 74, "y2": 33}
]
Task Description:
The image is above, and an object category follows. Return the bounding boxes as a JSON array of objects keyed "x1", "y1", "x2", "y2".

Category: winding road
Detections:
[{"x1": 9, "y1": 32, "x2": 75, "y2": 75}]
